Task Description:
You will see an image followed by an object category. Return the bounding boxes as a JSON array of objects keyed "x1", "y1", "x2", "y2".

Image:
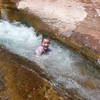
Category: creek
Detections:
[{"x1": 0, "y1": 20, "x2": 100, "y2": 100}]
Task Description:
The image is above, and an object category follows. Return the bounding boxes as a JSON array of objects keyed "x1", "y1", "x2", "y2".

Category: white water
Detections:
[{"x1": 0, "y1": 20, "x2": 100, "y2": 100}]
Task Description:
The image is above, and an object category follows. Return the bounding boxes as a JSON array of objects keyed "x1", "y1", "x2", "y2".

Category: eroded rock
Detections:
[{"x1": 0, "y1": 0, "x2": 100, "y2": 65}]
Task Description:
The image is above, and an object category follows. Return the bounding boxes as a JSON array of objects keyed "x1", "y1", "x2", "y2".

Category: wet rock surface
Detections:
[{"x1": 0, "y1": 47, "x2": 64, "y2": 100}]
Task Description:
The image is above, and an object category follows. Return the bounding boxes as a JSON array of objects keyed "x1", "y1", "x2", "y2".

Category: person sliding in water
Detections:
[{"x1": 35, "y1": 38, "x2": 51, "y2": 56}]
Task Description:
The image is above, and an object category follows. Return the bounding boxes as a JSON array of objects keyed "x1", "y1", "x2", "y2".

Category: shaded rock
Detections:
[{"x1": 0, "y1": 47, "x2": 64, "y2": 100}]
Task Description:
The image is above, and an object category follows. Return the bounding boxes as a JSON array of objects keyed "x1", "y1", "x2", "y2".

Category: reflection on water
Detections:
[{"x1": 0, "y1": 20, "x2": 100, "y2": 100}]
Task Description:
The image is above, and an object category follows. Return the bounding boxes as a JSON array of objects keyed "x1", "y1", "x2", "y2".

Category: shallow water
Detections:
[{"x1": 0, "y1": 20, "x2": 100, "y2": 100}]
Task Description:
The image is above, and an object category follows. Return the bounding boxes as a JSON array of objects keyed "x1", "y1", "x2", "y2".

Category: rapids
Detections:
[{"x1": 0, "y1": 20, "x2": 100, "y2": 100}]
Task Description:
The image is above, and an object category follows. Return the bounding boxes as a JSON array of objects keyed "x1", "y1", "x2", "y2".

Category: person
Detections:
[{"x1": 35, "y1": 38, "x2": 51, "y2": 56}]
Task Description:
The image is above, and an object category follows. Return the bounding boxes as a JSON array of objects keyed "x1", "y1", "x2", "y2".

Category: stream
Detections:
[{"x1": 0, "y1": 20, "x2": 100, "y2": 100}]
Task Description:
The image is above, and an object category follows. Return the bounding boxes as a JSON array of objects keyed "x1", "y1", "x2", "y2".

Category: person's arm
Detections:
[{"x1": 35, "y1": 46, "x2": 44, "y2": 56}]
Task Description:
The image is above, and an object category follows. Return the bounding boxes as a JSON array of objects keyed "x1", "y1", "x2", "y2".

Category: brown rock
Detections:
[{"x1": 0, "y1": 47, "x2": 64, "y2": 100}]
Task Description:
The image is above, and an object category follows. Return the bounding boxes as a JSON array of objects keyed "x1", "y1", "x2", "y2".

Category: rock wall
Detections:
[{"x1": 0, "y1": 0, "x2": 100, "y2": 66}]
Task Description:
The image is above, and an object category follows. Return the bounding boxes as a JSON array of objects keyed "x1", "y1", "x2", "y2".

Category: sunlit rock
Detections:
[{"x1": 1, "y1": 0, "x2": 100, "y2": 65}]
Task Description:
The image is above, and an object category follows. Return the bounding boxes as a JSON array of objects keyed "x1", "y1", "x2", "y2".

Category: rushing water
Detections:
[{"x1": 0, "y1": 20, "x2": 100, "y2": 100}]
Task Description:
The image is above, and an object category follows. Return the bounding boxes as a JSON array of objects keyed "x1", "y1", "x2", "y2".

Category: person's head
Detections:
[{"x1": 41, "y1": 38, "x2": 50, "y2": 49}]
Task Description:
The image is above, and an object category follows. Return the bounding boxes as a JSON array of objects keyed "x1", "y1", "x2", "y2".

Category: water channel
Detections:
[{"x1": 0, "y1": 20, "x2": 100, "y2": 100}]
